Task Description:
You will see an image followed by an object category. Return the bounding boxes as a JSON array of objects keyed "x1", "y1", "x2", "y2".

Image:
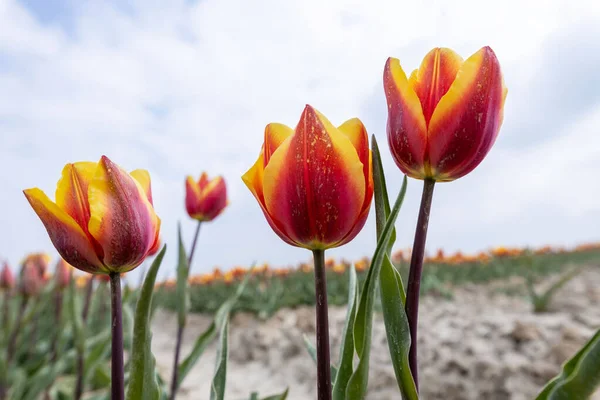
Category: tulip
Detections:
[
  {"x1": 243, "y1": 105, "x2": 373, "y2": 400},
  {"x1": 20, "y1": 261, "x2": 44, "y2": 297},
  {"x1": 20, "y1": 253, "x2": 51, "y2": 282},
  {"x1": 0, "y1": 262, "x2": 15, "y2": 290},
  {"x1": 383, "y1": 47, "x2": 507, "y2": 389},
  {"x1": 384, "y1": 46, "x2": 507, "y2": 182},
  {"x1": 23, "y1": 156, "x2": 160, "y2": 275},
  {"x1": 170, "y1": 174, "x2": 227, "y2": 399},
  {"x1": 23, "y1": 156, "x2": 161, "y2": 400},
  {"x1": 185, "y1": 173, "x2": 228, "y2": 222},
  {"x1": 242, "y1": 105, "x2": 373, "y2": 250}
]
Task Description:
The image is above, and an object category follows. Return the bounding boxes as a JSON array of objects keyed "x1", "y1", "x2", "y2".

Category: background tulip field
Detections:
[{"x1": 1, "y1": 241, "x2": 599, "y2": 399}]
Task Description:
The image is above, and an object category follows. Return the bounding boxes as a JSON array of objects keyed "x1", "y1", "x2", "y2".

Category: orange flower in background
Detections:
[
  {"x1": 23, "y1": 156, "x2": 161, "y2": 275},
  {"x1": 243, "y1": 105, "x2": 374, "y2": 250},
  {"x1": 1, "y1": 262, "x2": 15, "y2": 289},
  {"x1": 384, "y1": 47, "x2": 507, "y2": 182},
  {"x1": 185, "y1": 173, "x2": 228, "y2": 222}
]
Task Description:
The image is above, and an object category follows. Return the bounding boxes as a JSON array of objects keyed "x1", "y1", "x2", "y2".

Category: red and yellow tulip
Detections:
[
  {"x1": 185, "y1": 173, "x2": 228, "y2": 222},
  {"x1": 0, "y1": 262, "x2": 15, "y2": 290},
  {"x1": 242, "y1": 105, "x2": 374, "y2": 250},
  {"x1": 20, "y1": 262, "x2": 43, "y2": 297},
  {"x1": 23, "y1": 156, "x2": 161, "y2": 275},
  {"x1": 384, "y1": 46, "x2": 507, "y2": 182},
  {"x1": 54, "y1": 259, "x2": 73, "y2": 289}
]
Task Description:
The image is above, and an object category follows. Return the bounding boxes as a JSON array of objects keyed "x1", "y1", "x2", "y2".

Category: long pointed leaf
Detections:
[
  {"x1": 210, "y1": 319, "x2": 229, "y2": 400},
  {"x1": 260, "y1": 388, "x2": 289, "y2": 400},
  {"x1": 332, "y1": 265, "x2": 358, "y2": 400},
  {"x1": 346, "y1": 176, "x2": 408, "y2": 399},
  {"x1": 178, "y1": 267, "x2": 254, "y2": 386},
  {"x1": 372, "y1": 135, "x2": 417, "y2": 398},
  {"x1": 536, "y1": 328, "x2": 600, "y2": 399},
  {"x1": 176, "y1": 223, "x2": 190, "y2": 328},
  {"x1": 126, "y1": 245, "x2": 167, "y2": 400}
]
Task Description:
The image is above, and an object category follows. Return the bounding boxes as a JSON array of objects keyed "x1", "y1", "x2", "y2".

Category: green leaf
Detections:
[
  {"x1": 536, "y1": 328, "x2": 600, "y2": 400},
  {"x1": 125, "y1": 245, "x2": 167, "y2": 400},
  {"x1": 346, "y1": 175, "x2": 408, "y2": 400},
  {"x1": 177, "y1": 267, "x2": 254, "y2": 386},
  {"x1": 302, "y1": 335, "x2": 338, "y2": 382},
  {"x1": 372, "y1": 135, "x2": 396, "y2": 255},
  {"x1": 332, "y1": 265, "x2": 358, "y2": 400},
  {"x1": 260, "y1": 388, "x2": 289, "y2": 400},
  {"x1": 372, "y1": 135, "x2": 417, "y2": 399},
  {"x1": 176, "y1": 223, "x2": 190, "y2": 328},
  {"x1": 210, "y1": 318, "x2": 229, "y2": 400},
  {"x1": 379, "y1": 257, "x2": 417, "y2": 400}
]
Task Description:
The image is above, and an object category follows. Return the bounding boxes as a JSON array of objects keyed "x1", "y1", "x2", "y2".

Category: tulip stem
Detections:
[
  {"x1": 312, "y1": 249, "x2": 332, "y2": 400},
  {"x1": 7, "y1": 295, "x2": 28, "y2": 363},
  {"x1": 169, "y1": 221, "x2": 202, "y2": 400},
  {"x1": 405, "y1": 178, "x2": 435, "y2": 391},
  {"x1": 109, "y1": 272, "x2": 125, "y2": 400},
  {"x1": 50, "y1": 289, "x2": 64, "y2": 362}
]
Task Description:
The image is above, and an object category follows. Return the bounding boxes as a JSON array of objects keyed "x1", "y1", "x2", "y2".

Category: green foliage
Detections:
[
  {"x1": 536, "y1": 328, "x2": 600, "y2": 399},
  {"x1": 126, "y1": 245, "x2": 166, "y2": 400},
  {"x1": 526, "y1": 263, "x2": 585, "y2": 313}
]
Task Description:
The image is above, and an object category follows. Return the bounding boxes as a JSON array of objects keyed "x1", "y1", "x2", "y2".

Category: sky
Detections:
[{"x1": 1, "y1": 0, "x2": 599, "y2": 280}]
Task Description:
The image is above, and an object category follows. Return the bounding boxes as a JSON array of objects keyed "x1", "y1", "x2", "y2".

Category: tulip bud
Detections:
[
  {"x1": 24, "y1": 156, "x2": 161, "y2": 275},
  {"x1": 0, "y1": 262, "x2": 16, "y2": 290},
  {"x1": 243, "y1": 105, "x2": 373, "y2": 250},
  {"x1": 55, "y1": 259, "x2": 73, "y2": 290},
  {"x1": 384, "y1": 46, "x2": 507, "y2": 182},
  {"x1": 20, "y1": 253, "x2": 51, "y2": 281},
  {"x1": 185, "y1": 173, "x2": 228, "y2": 222},
  {"x1": 21, "y1": 262, "x2": 43, "y2": 297}
]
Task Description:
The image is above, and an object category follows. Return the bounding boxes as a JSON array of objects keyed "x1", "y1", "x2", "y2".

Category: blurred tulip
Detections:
[
  {"x1": 24, "y1": 156, "x2": 161, "y2": 274},
  {"x1": 185, "y1": 173, "x2": 228, "y2": 222},
  {"x1": 20, "y1": 253, "x2": 51, "y2": 281},
  {"x1": 0, "y1": 262, "x2": 15, "y2": 289},
  {"x1": 243, "y1": 105, "x2": 374, "y2": 250},
  {"x1": 384, "y1": 46, "x2": 507, "y2": 182},
  {"x1": 55, "y1": 259, "x2": 73, "y2": 290},
  {"x1": 20, "y1": 262, "x2": 43, "y2": 297}
]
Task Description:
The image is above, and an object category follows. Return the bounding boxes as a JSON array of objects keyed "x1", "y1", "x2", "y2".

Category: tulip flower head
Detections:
[
  {"x1": 55, "y1": 259, "x2": 73, "y2": 290},
  {"x1": 0, "y1": 262, "x2": 16, "y2": 290},
  {"x1": 24, "y1": 156, "x2": 161, "y2": 275},
  {"x1": 242, "y1": 105, "x2": 374, "y2": 250},
  {"x1": 185, "y1": 173, "x2": 228, "y2": 222},
  {"x1": 384, "y1": 46, "x2": 507, "y2": 182},
  {"x1": 20, "y1": 262, "x2": 43, "y2": 297},
  {"x1": 20, "y1": 253, "x2": 51, "y2": 281}
]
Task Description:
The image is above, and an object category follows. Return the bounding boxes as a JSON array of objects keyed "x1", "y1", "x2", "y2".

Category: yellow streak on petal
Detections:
[
  {"x1": 387, "y1": 58, "x2": 427, "y2": 135},
  {"x1": 130, "y1": 169, "x2": 152, "y2": 201}
]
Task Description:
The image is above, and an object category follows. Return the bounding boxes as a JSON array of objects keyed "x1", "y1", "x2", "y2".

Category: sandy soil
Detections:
[{"x1": 152, "y1": 268, "x2": 600, "y2": 400}]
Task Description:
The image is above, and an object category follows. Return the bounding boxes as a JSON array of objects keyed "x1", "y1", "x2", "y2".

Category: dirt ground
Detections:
[{"x1": 152, "y1": 268, "x2": 600, "y2": 400}]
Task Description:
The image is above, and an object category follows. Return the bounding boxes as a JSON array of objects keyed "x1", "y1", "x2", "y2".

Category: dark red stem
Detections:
[
  {"x1": 312, "y1": 249, "x2": 331, "y2": 400},
  {"x1": 405, "y1": 178, "x2": 435, "y2": 391}
]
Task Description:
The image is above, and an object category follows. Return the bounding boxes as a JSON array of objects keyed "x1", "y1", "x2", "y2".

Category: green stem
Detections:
[
  {"x1": 312, "y1": 249, "x2": 331, "y2": 400},
  {"x1": 405, "y1": 178, "x2": 435, "y2": 391}
]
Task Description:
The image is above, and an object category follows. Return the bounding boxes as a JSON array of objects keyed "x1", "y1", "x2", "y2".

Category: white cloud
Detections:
[{"x1": 1, "y1": 0, "x2": 599, "y2": 277}]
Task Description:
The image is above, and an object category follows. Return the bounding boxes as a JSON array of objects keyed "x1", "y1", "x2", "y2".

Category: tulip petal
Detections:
[
  {"x1": 242, "y1": 153, "x2": 299, "y2": 246},
  {"x1": 130, "y1": 169, "x2": 153, "y2": 205},
  {"x1": 197, "y1": 172, "x2": 209, "y2": 191},
  {"x1": 263, "y1": 105, "x2": 365, "y2": 249},
  {"x1": 263, "y1": 123, "x2": 294, "y2": 166},
  {"x1": 384, "y1": 57, "x2": 428, "y2": 178},
  {"x1": 23, "y1": 188, "x2": 105, "y2": 274},
  {"x1": 409, "y1": 48, "x2": 463, "y2": 124},
  {"x1": 197, "y1": 177, "x2": 228, "y2": 221},
  {"x1": 185, "y1": 176, "x2": 203, "y2": 216},
  {"x1": 427, "y1": 47, "x2": 506, "y2": 181},
  {"x1": 55, "y1": 162, "x2": 97, "y2": 233},
  {"x1": 88, "y1": 156, "x2": 160, "y2": 271}
]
